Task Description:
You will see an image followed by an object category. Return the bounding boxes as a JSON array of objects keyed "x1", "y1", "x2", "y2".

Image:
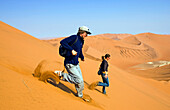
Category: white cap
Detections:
[{"x1": 79, "y1": 26, "x2": 91, "y2": 34}]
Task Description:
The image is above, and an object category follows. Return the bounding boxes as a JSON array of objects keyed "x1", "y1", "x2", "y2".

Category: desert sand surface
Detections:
[{"x1": 0, "y1": 21, "x2": 170, "y2": 110}]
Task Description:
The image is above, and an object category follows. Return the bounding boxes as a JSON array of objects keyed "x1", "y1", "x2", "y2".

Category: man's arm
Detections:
[
  {"x1": 79, "y1": 48, "x2": 84, "y2": 61},
  {"x1": 60, "y1": 35, "x2": 77, "y2": 51}
]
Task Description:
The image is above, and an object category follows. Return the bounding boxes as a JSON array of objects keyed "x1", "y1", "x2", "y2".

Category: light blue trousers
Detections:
[{"x1": 61, "y1": 63, "x2": 84, "y2": 97}]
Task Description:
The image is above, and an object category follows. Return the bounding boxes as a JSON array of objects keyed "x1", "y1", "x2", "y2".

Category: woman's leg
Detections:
[
  {"x1": 98, "y1": 74, "x2": 109, "y2": 94},
  {"x1": 102, "y1": 76, "x2": 109, "y2": 94}
]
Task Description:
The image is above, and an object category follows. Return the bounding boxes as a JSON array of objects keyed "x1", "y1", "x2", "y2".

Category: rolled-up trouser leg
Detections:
[{"x1": 61, "y1": 63, "x2": 84, "y2": 97}]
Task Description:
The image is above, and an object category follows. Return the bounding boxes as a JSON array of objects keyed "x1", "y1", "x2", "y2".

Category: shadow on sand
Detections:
[
  {"x1": 47, "y1": 79, "x2": 77, "y2": 96},
  {"x1": 84, "y1": 81, "x2": 102, "y2": 93},
  {"x1": 47, "y1": 79, "x2": 104, "y2": 109},
  {"x1": 47, "y1": 80, "x2": 103, "y2": 95}
]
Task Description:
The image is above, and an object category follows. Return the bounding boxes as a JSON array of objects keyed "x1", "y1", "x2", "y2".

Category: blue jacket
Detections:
[{"x1": 60, "y1": 35, "x2": 84, "y2": 66}]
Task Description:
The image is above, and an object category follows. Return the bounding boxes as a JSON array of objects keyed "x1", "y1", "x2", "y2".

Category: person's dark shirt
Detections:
[
  {"x1": 100, "y1": 59, "x2": 109, "y2": 72},
  {"x1": 60, "y1": 35, "x2": 84, "y2": 66}
]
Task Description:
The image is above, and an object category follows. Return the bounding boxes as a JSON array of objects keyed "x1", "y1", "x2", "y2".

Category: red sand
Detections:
[{"x1": 0, "y1": 21, "x2": 170, "y2": 110}]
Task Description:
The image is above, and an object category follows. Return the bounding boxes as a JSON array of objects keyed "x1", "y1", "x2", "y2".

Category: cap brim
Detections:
[{"x1": 86, "y1": 31, "x2": 91, "y2": 34}]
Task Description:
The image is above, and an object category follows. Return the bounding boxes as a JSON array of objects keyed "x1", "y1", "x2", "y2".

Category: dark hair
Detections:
[
  {"x1": 102, "y1": 54, "x2": 110, "y2": 60},
  {"x1": 102, "y1": 56, "x2": 105, "y2": 60},
  {"x1": 105, "y1": 54, "x2": 110, "y2": 58},
  {"x1": 77, "y1": 30, "x2": 86, "y2": 35}
]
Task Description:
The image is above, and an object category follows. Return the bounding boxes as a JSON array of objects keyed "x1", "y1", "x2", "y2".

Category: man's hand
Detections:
[
  {"x1": 105, "y1": 74, "x2": 108, "y2": 78},
  {"x1": 72, "y1": 50, "x2": 77, "y2": 56}
]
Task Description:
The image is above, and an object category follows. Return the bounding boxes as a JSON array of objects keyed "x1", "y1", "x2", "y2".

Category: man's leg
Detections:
[
  {"x1": 62, "y1": 64, "x2": 84, "y2": 97},
  {"x1": 74, "y1": 64, "x2": 84, "y2": 97}
]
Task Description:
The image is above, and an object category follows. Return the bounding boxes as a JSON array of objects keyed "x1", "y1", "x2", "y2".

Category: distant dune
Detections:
[
  {"x1": 0, "y1": 21, "x2": 170, "y2": 110},
  {"x1": 95, "y1": 33, "x2": 132, "y2": 40}
]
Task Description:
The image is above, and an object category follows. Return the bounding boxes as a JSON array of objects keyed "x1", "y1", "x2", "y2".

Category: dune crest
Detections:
[
  {"x1": 121, "y1": 35, "x2": 141, "y2": 45},
  {"x1": 96, "y1": 33, "x2": 132, "y2": 40}
]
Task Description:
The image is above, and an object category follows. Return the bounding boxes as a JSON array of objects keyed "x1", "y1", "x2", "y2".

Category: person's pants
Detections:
[
  {"x1": 97, "y1": 74, "x2": 109, "y2": 94},
  {"x1": 61, "y1": 63, "x2": 84, "y2": 97}
]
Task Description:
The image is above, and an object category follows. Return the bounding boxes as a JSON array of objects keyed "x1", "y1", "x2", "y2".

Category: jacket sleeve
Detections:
[
  {"x1": 79, "y1": 48, "x2": 84, "y2": 60},
  {"x1": 60, "y1": 35, "x2": 77, "y2": 51}
]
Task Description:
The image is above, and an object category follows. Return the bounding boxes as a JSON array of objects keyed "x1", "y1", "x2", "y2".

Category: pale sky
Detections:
[{"x1": 0, "y1": 0, "x2": 170, "y2": 39}]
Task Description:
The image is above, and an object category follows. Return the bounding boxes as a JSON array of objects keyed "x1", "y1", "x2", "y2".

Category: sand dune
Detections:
[
  {"x1": 0, "y1": 21, "x2": 63, "y2": 75},
  {"x1": 96, "y1": 33, "x2": 132, "y2": 40},
  {"x1": 136, "y1": 33, "x2": 170, "y2": 60},
  {"x1": 129, "y1": 61, "x2": 170, "y2": 81},
  {"x1": 0, "y1": 21, "x2": 170, "y2": 110},
  {"x1": 79, "y1": 35, "x2": 158, "y2": 69}
]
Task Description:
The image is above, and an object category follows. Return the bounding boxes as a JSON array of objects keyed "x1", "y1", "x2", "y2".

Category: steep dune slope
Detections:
[{"x1": 0, "y1": 21, "x2": 63, "y2": 75}]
